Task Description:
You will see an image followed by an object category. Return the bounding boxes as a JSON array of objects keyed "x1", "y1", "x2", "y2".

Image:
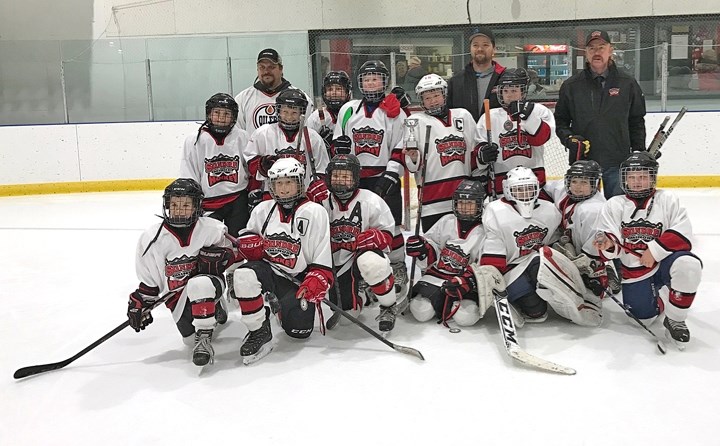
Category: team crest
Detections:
[
  {"x1": 265, "y1": 232, "x2": 302, "y2": 269},
  {"x1": 436, "y1": 243, "x2": 470, "y2": 274},
  {"x1": 435, "y1": 134, "x2": 466, "y2": 166},
  {"x1": 252, "y1": 103, "x2": 278, "y2": 129},
  {"x1": 352, "y1": 126, "x2": 384, "y2": 157},
  {"x1": 621, "y1": 219, "x2": 663, "y2": 251},
  {"x1": 165, "y1": 255, "x2": 198, "y2": 291},
  {"x1": 330, "y1": 216, "x2": 362, "y2": 252},
  {"x1": 276, "y1": 146, "x2": 306, "y2": 166},
  {"x1": 609, "y1": 88, "x2": 620, "y2": 96},
  {"x1": 204, "y1": 154, "x2": 240, "y2": 187},
  {"x1": 499, "y1": 128, "x2": 532, "y2": 160},
  {"x1": 513, "y1": 225, "x2": 548, "y2": 256}
]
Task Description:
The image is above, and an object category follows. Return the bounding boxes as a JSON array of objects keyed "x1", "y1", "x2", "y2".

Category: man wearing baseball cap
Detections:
[
  {"x1": 554, "y1": 29, "x2": 647, "y2": 199},
  {"x1": 447, "y1": 26, "x2": 506, "y2": 121},
  {"x1": 234, "y1": 48, "x2": 314, "y2": 133}
]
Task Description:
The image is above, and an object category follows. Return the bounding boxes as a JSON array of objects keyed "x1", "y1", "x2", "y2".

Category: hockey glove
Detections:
[
  {"x1": 441, "y1": 269, "x2": 476, "y2": 300},
  {"x1": 306, "y1": 178, "x2": 330, "y2": 203},
  {"x1": 248, "y1": 189, "x2": 264, "y2": 212},
  {"x1": 198, "y1": 246, "x2": 235, "y2": 277},
  {"x1": 564, "y1": 135, "x2": 591, "y2": 162},
  {"x1": 318, "y1": 125, "x2": 333, "y2": 147},
  {"x1": 355, "y1": 228, "x2": 391, "y2": 252},
  {"x1": 332, "y1": 135, "x2": 352, "y2": 156},
  {"x1": 372, "y1": 171, "x2": 401, "y2": 198},
  {"x1": 297, "y1": 270, "x2": 331, "y2": 304},
  {"x1": 391, "y1": 86, "x2": 412, "y2": 109},
  {"x1": 379, "y1": 94, "x2": 401, "y2": 118},
  {"x1": 127, "y1": 291, "x2": 154, "y2": 332},
  {"x1": 235, "y1": 233, "x2": 265, "y2": 261},
  {"x1": 477, "y1": 142, "x2": 499, "y2": 164},
  {"x1": 258, "y1": 155, "x2": 278, "y2": 178},
  {"x1": 507, "y1": 100, "x2": 535, "y2": 121},
  {"x1": 405, "y1": 235, "x2": 432, "y2": 260},
  {"x1": 581, "y1": 261, "x2": 609, "y2": 297}
]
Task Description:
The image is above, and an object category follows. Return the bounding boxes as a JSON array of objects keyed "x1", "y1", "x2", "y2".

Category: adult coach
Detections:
[
  {"x1": 447, "y1": 26, "x2": 506, "y2": 121},
  {"x1": 554, "y1": 30, "x2": 646, "y2": 199}
]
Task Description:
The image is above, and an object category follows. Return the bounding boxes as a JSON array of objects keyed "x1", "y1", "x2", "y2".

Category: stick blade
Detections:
[
  {"x1": 14, "y1": 361, "x2": 67, "y2": 379},
  {"x1": 508, "y1": 347, "x2": 576, "y2": 375},
  {"x1": 392, "y1": 344, "x2": 425, "y2": 361}
]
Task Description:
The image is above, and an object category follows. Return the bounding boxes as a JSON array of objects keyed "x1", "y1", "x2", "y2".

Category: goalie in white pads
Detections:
[
  {"x1": 594, "y1": 152, "x2": 702, "y2": 348},
  {"x1": 480, "y1": 167, "x2": 602, "y2": 326},
  {"x1": 230, "y1": 158, "x2": 334, "y2": 364},
  {"x1": 406, "y1": 180, "x2": 487, "y2": 326},
  {"x1": 129, "y1": 179, "x2": 238, "y2": 367}
]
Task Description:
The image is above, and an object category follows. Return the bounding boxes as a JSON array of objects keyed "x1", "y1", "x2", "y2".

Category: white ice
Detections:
[{"x1": 2, "y1": 189, "x2": 719, "y2": 446}]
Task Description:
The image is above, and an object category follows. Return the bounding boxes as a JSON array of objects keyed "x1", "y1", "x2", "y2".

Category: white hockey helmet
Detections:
[
  {"x1": 268, "y1": 157, "x2": 306, "y2": 206},
  {"x1": 415, "y1": 74, "x2": 448, "y2": 116},
  {"x1": 503, "y1": 167, "x2": 539, "y2": 218}
]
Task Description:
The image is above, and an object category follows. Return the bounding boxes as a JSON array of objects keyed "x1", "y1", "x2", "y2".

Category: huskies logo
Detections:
[
  {"x1": 499, "y1": 129, "x2": 532, "y2": 160},
  {"x1": 265, "y1": 232, "x2": 302, "y2": 269},
  {"x1": 513, "y1": 225, "x2": 548, "y2": 256},
  {"x1": 352, "y1": 126, "x2": 384, "y2": 157},
  {"x1": 621, "y1": 219, "x2": 663, "y2": 251},
  {"x1": 330, "y1": 216, "x2": 362, "y2": 252},
  {"x1": 436, "y1": 243, "x2": 470, "y2": 274},
  {"x1": 165, "y1": 255, "x2": 197, "y2": 291},
  {"x1": 204, "y1": 154, "x2": 239, "y2": 187},
  {"x1": 252, "y1": 103, "x2": 278, "y2": 129},
  {"x1": 276, "y1": 146, "x2": 306, "y2": 166},
  {"x1": 435, "y1": 135, "x2": 466, "y2": 166}
]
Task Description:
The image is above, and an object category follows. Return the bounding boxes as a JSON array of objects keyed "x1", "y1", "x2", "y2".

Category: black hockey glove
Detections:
[
  {"x1": 318, "y1": 125, "x2": 333, "y2": 147},
  {"x1": 332, "y1": 135, "x2": 352, "y2": 156},
  {"x1": 405, "y1": 235, "x2": 431, "y2": 260},
  {"x1": 127, "y1": 291, "x2": 154, "y2": 332},
  {"x1": 391, "y1": 86, "x2": 412, "y2": 109},
  {"x1": 441, "y1": 271, "x2": 475, "y2": 300},
  {"x1": 372, "y1": 171, "x2": 401, "y2": 198},
  {"x1": 248, "y1": 189, "x2": 263, "y2": 212},
  {"x1": 507, "y1": 100, "x2": 535, "y2": 121},
  {"x1": 477, "y1": 142, "x2": 499, "y2": 164},
  {"x1": 198, "y1": 246, "x2": 235, "y2": 277},
  {"x1": 258, "y1": 155, "x2": 278, "y2": 178},
  {"x1": 564, "y1": 135, "x2": 590, "y2": 162}
]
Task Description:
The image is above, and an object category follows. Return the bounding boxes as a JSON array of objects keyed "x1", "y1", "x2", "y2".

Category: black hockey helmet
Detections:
[
  {"x1": 205, "y1": 93, "x2": 238, "y2": 136},
  {"x1": 453, "y1": 179, "x2": 486, "y2": 221},
  {"x1": 497, "y1": 68, "x2": 530, "y2": 107},
  {"x1": 163, "y1": 178, "x2": 204, "y2": 227},
  {"x1": 322, "y1": 71, "x2": 351, "y2": 112},
  {"x1": 276, "y1": 88, "x2": 309, "y2": 130},
  {"x1": 564, "y1": 160, "x2": 601, "y2": 201},
  {"x1": 620, "y1": 151, "x2": 659, "y2": 199},
  {"x1": 357, "y1": 60, "x2": 389, "y2": 103},
  {"x1": 325, "y1": 154, "x2": 361, "y2": 200}
]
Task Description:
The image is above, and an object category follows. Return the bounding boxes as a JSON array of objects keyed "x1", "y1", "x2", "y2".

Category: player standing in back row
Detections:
[{"x1": 306, "y1": 71, "x2": 352, "y2": 152}]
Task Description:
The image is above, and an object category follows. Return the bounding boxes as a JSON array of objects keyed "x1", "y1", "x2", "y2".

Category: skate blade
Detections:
[
  {"x1": 242, "y1": 343, "x2": 274, "y2": 365},
  {"x1": 665, "y1": 329, "x2": 687, "y2": 351}
]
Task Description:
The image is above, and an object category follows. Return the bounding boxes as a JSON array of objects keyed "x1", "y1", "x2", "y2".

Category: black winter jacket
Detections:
[{"x1": 447, "y1": 61, "x2": 505, "y2": 122}]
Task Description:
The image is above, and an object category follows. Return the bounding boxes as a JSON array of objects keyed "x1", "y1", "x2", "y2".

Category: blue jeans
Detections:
[{"x1": 601, "y1": 166, "x2": 623, "y2": 199}]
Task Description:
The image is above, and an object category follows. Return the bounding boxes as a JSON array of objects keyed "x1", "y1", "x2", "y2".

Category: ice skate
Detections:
[
  {"x1": 192, "y1": 329, "x2": 214, "y2": 366},
  {"x1": 376, "y1": 298, "x2": 406, "y2": 334},
  {"x1": 241, "y1": 310, "x2": 274, "y2": 365},
  {"x1": 663, "y1": 317, "x2": 690, "y2": 350},
  {"x1": 215, "y1": 300, "x2": 228, "y2": 325},
  {"x1": 391, "y1": 262, "x2": 409, "y2": 300}
]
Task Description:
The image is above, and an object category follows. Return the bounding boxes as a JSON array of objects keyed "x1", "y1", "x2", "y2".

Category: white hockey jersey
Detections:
[
  {"x1": 546, "y1": 180, "x2": 606, "y2": 257},
  {"x1": 245, "y1": 199, "x2": 333, "y2": 279},
  {"x1": 477, "y1": 103, "x2": 555, "y2": 194},
  {"x1": 306, "y1": 107, "x2": 338, "y2": 136},
  {"x1": 234, "y1": 84, "x2": 314, "y2": 134},
  {"x1": 396, "y1": 109, "x2": 483, "y2": 218},
  {"x1": 481, "y1": 198, "x2": 561, "y2": 286},
  {"x1": 332, "y1": 99, "x2": 406, "y2": 178},
  {"x1": 180, "y1": 127, "x2": 251, "y2": 210},
  {"x1": 418, "y1": 214, "x2": 486, "y2": 288},
  {"x1": 596, "y1": 190, "x2": 694, "y2": 283}
]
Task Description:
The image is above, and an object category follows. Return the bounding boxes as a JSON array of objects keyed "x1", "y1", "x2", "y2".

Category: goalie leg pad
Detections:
[
  {"x1": 452, "y1": 300, "x2": 481, "y2": 326},
  {"x1": 471, "y1": 264, "x2": 507, "y2": 318},
  {"x1": 357, "y1": 251, "x2": 396, "y2": 307}
]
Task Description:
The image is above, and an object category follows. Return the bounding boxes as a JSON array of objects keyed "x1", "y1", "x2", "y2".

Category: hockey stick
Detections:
[
  {"x1": 483, "y1": 99, "x2": 497, "y2": 201},
  {"x1": 14, "y1": 291, "x2": 175, "y2": 379},
  {"x1": 648, "y1": 106, "x2": 687, "y2": 157},
  {"x1": 605, "y1": 290, "x2": 667, "y2": 354},
  {"x1": 295, "y1": 114, "x2": 307, "y2": 159},
  {"x1": 407, "y1": 125, "x2": 433, "y2": 296}
]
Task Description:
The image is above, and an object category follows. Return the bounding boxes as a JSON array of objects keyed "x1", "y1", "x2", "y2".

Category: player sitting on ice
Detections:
[
  {"x1": 321, "y1": 154, "x2": 406, "y2": 332},
  {"x1": 480, "y1": 167, "x2": 602, "y2": 326},
  {"x1": 128, "y1": 178, "x2": 238, "y2": 367},
  {"x1": 406, "y1": 179, "x2": 487, "y2": 327},
  {"x1": 306, "y1": 71, "x2": 352, "y2": 150},
  {"x1": 594, "y1": 152, "x2": 702, "y2": 349},
  {"x1": 475, "y1": 68, "x2": 555, "y2": 199},
  {"x1": 229, "y1": 158, "x2": 334, "y2": 364}
]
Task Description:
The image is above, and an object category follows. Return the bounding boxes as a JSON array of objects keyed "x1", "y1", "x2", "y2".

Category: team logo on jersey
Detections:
[
  {"x1": 513, "y1": 225, "x2": 548, "y2": 257},
  {"x1": 276, "y1": 146, "x2": 306, "y2": 166},
  {"x1": 252, "y1": 103, "x2": 278, "y2": 129},
  {"x1": 499, "y1": 129, "x2": 532, "y2": 160},
  {"x1": 435, "y1": 135, "x2": 466, "y2": 166},
  {"x1": 330, "y1": 216, "x2": 362, "y2": 252},
  {"x1": 204, "y1": 154, "x2": 240, "y2": 186},
  {"x1": 609, "y1": 88, "x2": 620, "y2": 96},
  {"x1": 436, "y1": 243, "x2": 470, "y2": 274},
  {"x1": 352, "y1": 126, "x2": 384, "y2": 157},
  {"x1": 265, "y1": 232, "x2": 301, "y2": 269},
  {"x1": 165, "y1": 255, "x2": 198, "y2": 291},
  {"x1": 621, "y1": 219, "x2": 662, "y2": 251}
]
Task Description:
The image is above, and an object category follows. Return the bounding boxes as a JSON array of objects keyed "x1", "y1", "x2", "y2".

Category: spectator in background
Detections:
[
  {"x1": 526, "y1": 69, "x2": 547, "y2": 99},
  {"x1": 447, "y1": 26, "x2": 506, "y2": 121},
  {"x1": 396, "y1": 60, "x2": 408, "y2": 86},
  {"x1": 404, "y1": 56, "x2": 427, "y2": 101}
]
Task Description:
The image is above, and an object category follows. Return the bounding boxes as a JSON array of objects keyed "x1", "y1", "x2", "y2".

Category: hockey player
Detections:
[
  {"x1": 244, "y1": 88, "x2": 330, "y2": 205},
  {"x1": 306, "y1": 71, "x2": 352, "y2": 151},
  {"x1": 476, "y1": 68, "x2": 555, "y2": 198},
  {"x1": 230, "y1": 158, "x2": 334, "y2": 363},
  {"x1": 331, "y1": 60, "x2": 408, "y2": 295},
  {"x1": 180, "y1": 93, "x2": 255, "y2": 236},
  {"x1": 322, "y1": 154, "x2": 405, "y2": 332},
  {"x1": 234, "y1": 48, "x2": 314, "y2": 133},
  {"x1": 406, "y1": 179, "x2": 487, "y2": 326},
  {"x1": 400, "y1": 74, "x2": 484, "y2": 232},
  {"x1": 594, "y1": 152, "x2": 702, "y2": 348},
  {"x1": 480, "y1": 167, "x2": 602, "y2": 326},
  {"x1": 128, "y1": 179, "x2": 237, "y2": 367}
]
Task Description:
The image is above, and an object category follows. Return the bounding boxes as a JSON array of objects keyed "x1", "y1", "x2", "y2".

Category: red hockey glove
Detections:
[
  {"x1": 355, "y1": 228, "x2": 391, "y2": 252},
  {"x1": 198, "y1": 246, "x2": 235, "y2": 276},
  {"x1": 127, "y1": 291, "x2": 154, "y2": 332},
  {"x1": 406, "y1": 235, "x2": 432, "y2": 260},
  {"x1": 258, "y1": 155, "x2": 278, "y2": 178},
  {"x1": 296, "y1": 270, "x2": 331, "y2": 304},
  {"x1": 379, "y1": 94, "x2": 401, "y2": 118},
  {"x1": 564, "y1": 135, "x2": 590, "y2": 162},
  {"x1": 507, "y1": 100, "x2": 535, "y2": 121},
  {"x1": 235, "y1": 233, "x2": 265, "y2": 261},
  {"x1": 332, "y1": 135, "x2": 352, "y2": 156},
  {"x1": 441, "y1": 270, "x2": 475, "y2": 300},
  {"x1": 581, "y1": 260, "x2": 609, "y2": 297},
  {"x1": 306, "y1": 178, "x2": 330, "y2": 203}
]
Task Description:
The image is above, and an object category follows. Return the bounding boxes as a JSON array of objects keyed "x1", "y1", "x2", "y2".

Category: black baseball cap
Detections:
[
  {"x1": 469, "y1": 26, "x2": 496, "y2": 46},
  {"x1": 586, "y1": 30, "x2": 611, "y2": 46},
  {"x1": 257, "y1": 48, "x2": 282, "y2": 65}
]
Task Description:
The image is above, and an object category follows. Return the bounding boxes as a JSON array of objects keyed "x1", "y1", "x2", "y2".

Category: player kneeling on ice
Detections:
[
  {"x1": 318, "y1": 154, "x2": 405, "y2": 332},
  {"x1": 229, "y1": 158, "x2": 334, "y2": 364},
  {"x1": 406, "y1": 179, "x2": 487, "y2": 327},
  {"x1": 480, "y1": 167, "x2": 602, "y2": 326},
  {"x1": 128, "y1": 179, "x2": 238, "y2": 367},
  {"x1": 594, "y1": 152, "x2": 702, "y2": 349}
]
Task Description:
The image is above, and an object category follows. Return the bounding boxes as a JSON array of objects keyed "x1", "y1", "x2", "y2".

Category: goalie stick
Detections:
[{"x1": 648, "y1": 106, "x2": 687, "y2": 157}]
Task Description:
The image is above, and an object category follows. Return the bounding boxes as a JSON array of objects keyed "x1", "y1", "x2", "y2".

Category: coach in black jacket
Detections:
[
  {"x1": 447, "y1": 26, "x2": 506, "y2": 121},
  {"x1": 555, "y1": 30, "x2": 646, "y2": 199}
]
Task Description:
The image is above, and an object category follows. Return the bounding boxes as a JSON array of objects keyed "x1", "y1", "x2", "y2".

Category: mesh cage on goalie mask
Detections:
[
  {"x1": 452, "y1": 179, "x2": 486, "y2": 221},
  {"x1": 564, "y1": 160, "x2": 601, "y2": 201},
  {"x1": 415, "y1": 74, "x2": 448, "y2": 117},
  {"x1": 325, "y1": 154, "x2": 361, "y2": 200},
  {"x1": 503, "y1": 167, "x2": 539, "y2": 218},
  {"x1": 205, "y1": 93, "x2": 239, "y2": 137},
  {"x1": 322, "y1": 71, "x2": 351, "y2": 112},
  {"x1": 276, "y1": 88, "x2": 309, "y2": 131},
  {"x1": 163, "y1": 178, "x2": 204, "y2": 227},
  {"x1": 357, "y1": 60, "x2": 389, "y2": 103},
  {"x1": 268, "y1": 157, "x2": 306, "y2": 206},
  {"x1": 620, "y1": 152, "x2": 658, "y2": 199},
  {"x1": 497, "y1": 68, "x2": 530, "y2": 108}
]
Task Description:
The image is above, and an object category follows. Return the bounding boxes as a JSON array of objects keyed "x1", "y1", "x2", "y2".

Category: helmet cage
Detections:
[
  {"x1": 325, "y1": 155, "x2": 361, "y2": 200},
  {"x1": 162, "y1": 179, "x2": 204, "y2": 227}
]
